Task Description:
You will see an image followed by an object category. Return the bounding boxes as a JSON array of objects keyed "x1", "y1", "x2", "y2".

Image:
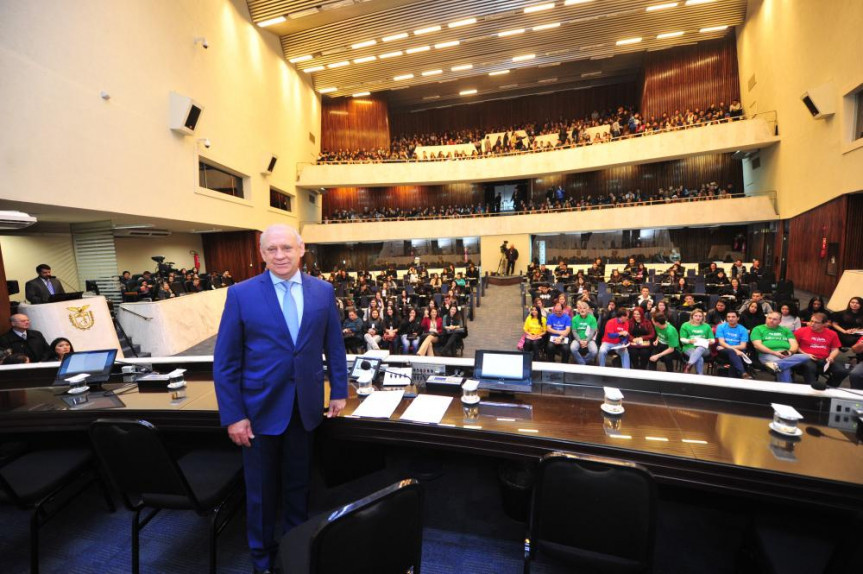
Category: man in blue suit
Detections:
[{"x1": 214, "y1": 224, "x2": 347, "y2": 574}]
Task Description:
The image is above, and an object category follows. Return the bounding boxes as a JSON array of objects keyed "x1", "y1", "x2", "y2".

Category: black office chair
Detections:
[
  {"x1": 0, "y1": 443, "x2": 115, "y2": 574},
  {"x1": 524, "y1": 452, "x2": 657, "y2": 574},
  {"x1": 89, "y1": 419, "x2": 244, "y2": 574},
  {"x1": 279, "y1": 478, "x2": 424, "y2": 574}
]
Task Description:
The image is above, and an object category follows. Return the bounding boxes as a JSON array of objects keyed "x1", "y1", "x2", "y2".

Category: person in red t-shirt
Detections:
[{"x1": 794, "y1": 312, "x2": 849, "y2": 387}]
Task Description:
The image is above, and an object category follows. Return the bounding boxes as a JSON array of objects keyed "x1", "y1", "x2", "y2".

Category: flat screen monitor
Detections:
[
  {"x1": 54, "y1": 349, "x2": 118, "y2": 385},
  {"x1": 474, "y1": 350, "x2": 532, "y2": 392}
]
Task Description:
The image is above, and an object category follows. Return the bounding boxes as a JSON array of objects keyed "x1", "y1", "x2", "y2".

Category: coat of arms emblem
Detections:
[{"x1": 67, "y1": 305, "x2": 95, "y2": 330}]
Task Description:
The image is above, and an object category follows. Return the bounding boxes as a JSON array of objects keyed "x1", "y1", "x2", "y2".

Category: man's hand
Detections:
[
  {"x1": 227, "y1": 419, "x2": 255, "y2": 447},
  {"x1": 327, "y1": 398, "x2": 346, "y2": 418}
]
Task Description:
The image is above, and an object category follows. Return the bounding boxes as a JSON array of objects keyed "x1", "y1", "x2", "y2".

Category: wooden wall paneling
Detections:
[
  {"x1": 842, "y1": 193, "x2": 863, "y2": 272},
  {"x1": 321, "y1": 97, "x2": 390, "y2": 153},
  {"x1": 668, "y1": 226, "x2": 747, "y2": 263},
  {"x1": 201, "y1": 230, "x2": 262, "y2": 282},
  {"x1": 324, "y1": 183, "x2": 480, "y2": 216},
  {"x1": 0, "y1": 243, "x2": 10, "y2": 329},
  {"x1": 641, "y1": 36, "x2": 741, "y2": 121},
  {"x1": 785, "y1": 196, "x2": 848, "y2": 296},
  {"x1": 389, "y1": 82, "x2": 640, "y2": 137}
]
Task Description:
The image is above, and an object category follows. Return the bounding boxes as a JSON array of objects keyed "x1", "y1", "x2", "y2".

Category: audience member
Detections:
[
  {"x1": 341, "y1": 309, "x2": 364, "y2": 353},
  {"x1": 831, "y1": 296, "x2": 863, "y2": 347},
  {"x1": 793, "y1": 312, "x2": 848, "y2": 387},
  {"x1": 598, "y1": 308, "x2": 631, "y2": 368},
  {"x1": 569, "y1": 301, "x2": 599, "y2": 366},
  {"x1": 679, "y1": 309, "x2": 714, "y2": 374},
  {"x1": 778, "y1": 303, "x2": 801, "y2": 332},
  {"x1": 440, "y1": 305, "x2": 465, "y2": 357},
  {"x1": 45, "y1": 337, "x2": 74, "y2": 362},
  {"x1": 417, "y1": 307, "x2": 443, "y2": 356},
  {"x1": 627, "y1": 306, "x2": 655, "y2": 370},
  {"x1": 400, "y1": 308, "x2": 422, "y2": 354},
  {"x1": 751, "y1": 312, "x2": 810, "y2": 382},
  {"x1": 363, "y1": 308, "x2": 384, "y2": 351},
  {"x1": 799, "y1": 296, "x2": 825, "y2": 326},
  {"x1": 522, "y1": 306, "x2": 547, "y2": 359},
  {"x1": 715, "y1": 310, "x2": 751, "y2": 379},
  {"x1": 2, "y1": 353, "x2": 30, "y2": 365},
  {"x1": 740, "y1": 300, "x2": 767, "y2": 331},
  {"x1": 381, "y1": 306, "x2": 401, "y2": 353},
  {"x1": 545, "y1": 303, "x2": 572, "y2": 363},
  {"x1": 0, "y1": 314, "x2": 49, "y2": 363}
]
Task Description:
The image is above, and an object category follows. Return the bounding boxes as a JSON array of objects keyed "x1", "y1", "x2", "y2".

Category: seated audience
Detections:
[
  {"x1": 0, "y1": 314, "x2": 49, "y2": 363},
  {"x1": 740, "y1": 301, "x2": 766, "y2": 332},
  {"x1": 730, "y1": 259, "x2": 747, "y2": 279},
  {"x1": 628, "y1": 306, "x2": 656, "y2": 370},
  {"x1": 555, "y1": 293, "x2": 572, "y2": 317},
  {"x1": 522, "y1": 306, "x2": 547, "y2": 359},
  {"x1": 599, "y1": 308, "x2": 631, "y2": 369},
  {"x1": 440, "y1": 305, "x2": 465, "y2": 357},
  {"x1": 2, "y1": 353, "x2": 30, "y2": 364},
  {"x1": 831, "y1": 296, "x2": 863, "y2": 347},
  {"x1": 706, "y1": 299, "x2": 728, "y2": 327},
  {"x1": 679, "y1": 309, "x2": 715, "y2": 374},
  {"x1": 793, "y1": 312, "x2": 849, "y2": 387},
  {"x1": 341, "y1": 309, "x2": 365, "y2": 353},
  {"x1": 545, "y1": 303, "x2": 572, "y2": 363},
  {"x1": 750, "y1": 312, "x2": 811, "y2": 382},
  {"x1": 44, "y1": 337, "x2": 74, "y2": 362},
  {"x1": 400, "y1": 308, "x2": 422, "y2": 354},
  {"x1": 636, "y1": 286, "x2": 654, "y2": 309},
  {"x1": 363, "y1": 308, "x2": 384, "y2": 351},
  {"x1": 156, "y1": 280, "x2": 176, "y2": 300},
  {"x1": 739, "y1": 290, "x2": 773, "y2": 315},
  {"x1": 649, "y1": 313, "x2": 680, "y2": 372},
  {"x1": 417, "y1": 307, "x2": 443, "y2": 356},
  {"x1": 381, "y1": 306, "x2": 401, "y2": 353},
  {"x1": 721, "y1": 277, "x2": 746, "y2": 301},
  {"x1": 778, "y1": 303, "x2": 801, "y2": 332},
  {"x1": 715, "y1": 311, "x2": 751, "y2": 379},
  {"x1": 799, "y1": 296, "x2": 826, "y2": 326},
  {"x1": 569, "y1": 301, "x2": 598, "y2": 366}
]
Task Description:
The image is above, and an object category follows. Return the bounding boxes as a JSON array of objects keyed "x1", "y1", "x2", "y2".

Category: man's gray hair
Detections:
[{"x1": 259, "y1": 224, "x2": 303, "y2": 249}]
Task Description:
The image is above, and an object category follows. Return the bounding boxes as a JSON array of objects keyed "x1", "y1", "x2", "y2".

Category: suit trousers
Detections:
[{"x1": 242, "y1": 398, "x2": 314, "y2": 571}]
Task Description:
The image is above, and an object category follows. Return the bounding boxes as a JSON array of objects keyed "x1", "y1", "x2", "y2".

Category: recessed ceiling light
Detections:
[
  {"x1": 303, "y1": 66, "x2": 325, "y2": 73},
  {"x1": 512, "y1": 54, "x2": 535, "y2": 62},
  {"x1": 460, "y1": 89, "x2": 477, "y2": 96},
  {"x1": 451, "y1": 64, "x2": 473, "y2": 71},
  {"x1": 394, "y1": 73, "x2": 414, "y2": 81},
  {"x1": 352, "y1": 91, "x2": 370, "y2": 97},
  {"x1": 524, "y1": 3, "x2": 555, "y2": 13},
  {"x1": 423, "y1": 95, "x2": 440, "y2": 100},
  {"x1": 327, "y1": 61, "x2": 349, "y2": 68},
  {"x1": 646, "y1": 2, "x2": 679, "y2": 11},
  {"x1": 289, "y1": 55, "x2": 313, "y2": 63},
  {"x1": 657, "y1": 31, "x2": 685, "y2": 39},
  {"x1": 498, "y1": 29, "x2": 526, "y2": 38},
  {"x1": 351, "y1": 40, "x2": 377, "y2": 50},
  {"x1": 700, "y1": 25, "x2": 729, "y2": 33},
  {"x1": 382, "y1": 32, "x2": 408, "y2": 42},
  {"x1": 435, "y1": 40, "x2": 460, "y2": 49},
  {"x1": 414, "y1": 25, "x2": 441, "y2": 35},
  {"x1": 354, "y1": 56, "x2": 377, "y2": 63},
  {"x1": 685, "y1": 0, "x2": 715, "y2": 5},
  {"x1": 538, "y1": 77, "x2": 558, "y2": 83},
  {"x1": 289, "y1": 7, "x2": 319, "y2": 19},
  {"x1": 581, "y1": 71, "x2": 602, "y2": 77},
  {"x1": 564, "y1": 0, "x2": 594, "y2": 5},
  {"x1": 448, "y1": 18, "x2": 477, "y2": 28},
  {"x1": 533, "y1": 22, "x2": 561, "y2": 31},
  {"x1": 258, "y1": 16, "x2": 287, "y2": 28},
  {"x1": 616, "y1": 37, "x2": 643, "y2": 45},
  {"x1": 406, "y1": 46, "x2": 430, "y2": 54},
  {"x1": 318, "y1": 87, "x2": 337, "y2": 93},
  {"x1": 489, "y1": 70, "x2": 510, "y2": 76},
  {"x1": 422, "y1": 69, "x2": 443, "y2": 76},
  {"x1": 380, "y1": 51, "x2": 403, "y2": 59}
]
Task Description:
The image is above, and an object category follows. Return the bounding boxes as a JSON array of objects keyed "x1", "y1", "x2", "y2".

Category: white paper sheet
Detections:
[
  {"x1": 399, "y1": 394, "x2": 453, "y2": 424},
  {"x1": 350, "y1": 389, "x2": 404, "y2": 419}
]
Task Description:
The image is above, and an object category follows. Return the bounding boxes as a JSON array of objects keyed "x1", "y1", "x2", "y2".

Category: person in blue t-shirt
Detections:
[
  {"x1": 545, "y1": 303, "x2": 572, "y2": 363},
  {"x1": 715, "y1": 310, "x2": 751, "y2": 379}
]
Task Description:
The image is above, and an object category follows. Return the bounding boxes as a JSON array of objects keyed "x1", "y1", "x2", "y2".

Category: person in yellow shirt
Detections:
[{"x1": 522, "y1": 305, "x2": 547, "y2": 359}]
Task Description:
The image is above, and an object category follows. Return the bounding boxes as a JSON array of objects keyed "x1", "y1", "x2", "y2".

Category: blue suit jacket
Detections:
[{"x1": 213, "y1": 271, "x2": 348, "y2": 434}]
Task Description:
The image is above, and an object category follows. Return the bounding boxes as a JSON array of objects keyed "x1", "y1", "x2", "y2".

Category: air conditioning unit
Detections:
[
  {"x1": 114, "y1": 229, "x2": 172, "y2": 237},
  {"x1": 0, "y1": 211, "x2": 37, "y2": 230}
]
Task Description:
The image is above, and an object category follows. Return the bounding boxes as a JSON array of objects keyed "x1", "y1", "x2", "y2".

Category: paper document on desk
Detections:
[
  {"x1": 400, "y1": 395, "x2": 453, "y2": 424},
  {"x1": 383, "y1": 367, "x2": 413, "y2": 386},
  {"x1": 350, "y1": 390, "x2": 404, "y2": 419}
]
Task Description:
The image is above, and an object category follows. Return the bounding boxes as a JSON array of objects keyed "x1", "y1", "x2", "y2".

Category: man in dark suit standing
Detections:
[
  {"x1": 24, "y1": 264, "x2": 65, "y2": 304},
  {"x1": 0, "y1": 314, "x2": 49, "y2": 362},
  {"x1": 213, "y1": 224, "x2": 347, "y2": 574}
]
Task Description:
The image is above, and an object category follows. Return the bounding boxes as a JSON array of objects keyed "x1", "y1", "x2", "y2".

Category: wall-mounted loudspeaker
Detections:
[
  {"x1": 169, "y1": 91, "x2": 204, "y2": 134},
  {"x1": 800, "y1": 83, "x2": 836, "y2": 120},
  {"x1": 262, "y1": 154, "x2": 278, "y2": 175}
]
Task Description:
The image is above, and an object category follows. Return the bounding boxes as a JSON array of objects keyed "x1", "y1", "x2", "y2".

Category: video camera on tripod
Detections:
[{"x1": 151, "y1": 256, "x2": 178, "y2": 279}]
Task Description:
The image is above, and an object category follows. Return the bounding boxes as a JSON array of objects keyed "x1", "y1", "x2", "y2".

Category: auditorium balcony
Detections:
[{"x1": 297, "y1": 116, "x2": 778, "y2": 189}]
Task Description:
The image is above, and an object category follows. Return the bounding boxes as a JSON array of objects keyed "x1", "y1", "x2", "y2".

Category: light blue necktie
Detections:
[
  {"x1": 281, "y1": 281, "x2": 299, "y2": 342},
  {"x1": 45, "y1": 279, "x2": 55, "y2": 295}
]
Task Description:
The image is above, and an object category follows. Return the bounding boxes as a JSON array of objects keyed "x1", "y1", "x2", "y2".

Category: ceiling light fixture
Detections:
[
  {"x1": 352, "y1": 91, "x2": 370, "y2": 97},
  {"x1": 289, "y1": 7, "x2": 319, "y2": 19},
  {"x1": 564, "y1": 0, "x2": 594, "y2": 5},
  {"x1": 354, "y1": 56, "x2": 377, "y2": 63},
  {"x1": 489, "y1": 70, "x2": 510, "y2": 76},
  {"x1": 318, "y1": 87, "x2": 337, "y2": 93},
  {"x1": 422, "y1": 69, "x2": 443, "y2": 76},
  {"x1": 460, "y1": 89, "x2": 477, "y2": 96},
  {"x1": 685, "y1": 0, "x2": 715, "y2": 5},
  {"x1": 423, "y1": 95, "x2": 440, "y2": 100},
  {"x1": 581, "y1": 71, "x2": 602, "y2": 77},
  {"x1": 327, "y1": 61, "x2": 349, "y2": 68},
  {"x1": 303, "y1": 66, "x2": 325, "y2": 73},
  {"x1": 406, "y1": 46, "x2": 430, "y2": 54},
  {"x1": 657, "y1": 31, "x2": 684, "y2": 39},
  {"x1": 380, "y1": 51, "x2": 403, "y2": 58},
  {"x1": 700, "y1": 25, "x2": 729, "y2": 32},
  {"x1": 616, "y1": 37, "x2": 643, "y2": 45},
  {"x1": 538, "y1": 77, "x2": 558, "y2": 83},
  {"x1": 288, "y1": 55, "x2": 313, "y2": 63},
  {"x1": 414, "y1": 25, "x2": 441, "y2": 35},
  {"x1": 525, "y1": 3, "x2": 555, "y2": 13},
  {"x1": 394, "y1": 73, "x2": 414, "y2": 81},
  {"x1": 533, "y1": 22, "x2": 561, "y2": 31},
  {"x1": 512, "y1": 54, "x2": 535, "y2": 62},
  {"x1": 448, "y1": 18, "x2": 477, "y2": 28},
  {"x1": 451, "y1": 64, "x2": 473, "y2": 71},
  {"x1": 382, "y1": 32, "x2": 408, "y2": 42},
  {"x1": 498, "y1": 29, "x2": 525, "y2": 38},
  {"x1": 258, "y1": 16, "x2": 287, "y2": 28},
  {"x1": 435, "y1": 40, "x2": 460, "y2": 49},
  {"x1": 646, "y1": 2, "x2": 679, "y2": 11},
  {"x1": 351, "y1": 40, "x2": 377, "y2": 49}
]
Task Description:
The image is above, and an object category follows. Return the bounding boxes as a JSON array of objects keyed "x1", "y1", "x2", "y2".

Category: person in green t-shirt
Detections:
[
  {"x1": 679, "y1": 309, "x2": 715, "y2": 374},
  {"x1": 649, "y1": 313, "x2": 680, "y2": 372},
  {"x1": 751, "y1": 311, "x2": 811, "y2": 382},
  {"x1": 569, "y1": 301, "x2": 598, "y2": 365}
]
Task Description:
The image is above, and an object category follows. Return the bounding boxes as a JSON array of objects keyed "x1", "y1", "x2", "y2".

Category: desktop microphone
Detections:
[{"x1": 51, "y1": 275, "x2": 79, "y2": 293}]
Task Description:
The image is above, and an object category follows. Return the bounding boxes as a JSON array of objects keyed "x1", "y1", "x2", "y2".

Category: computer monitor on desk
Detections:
[
  {"x1": 54, "y1": 349, "x2": 118, "y2": 385},
  {"x1": 474, "y1": 350, "x2": 533, "y2": 394}
]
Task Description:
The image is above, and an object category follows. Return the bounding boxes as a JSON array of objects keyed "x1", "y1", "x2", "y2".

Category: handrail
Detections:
[{"x1": 118, "y1": 306, "x2": 153, "y2": 321}]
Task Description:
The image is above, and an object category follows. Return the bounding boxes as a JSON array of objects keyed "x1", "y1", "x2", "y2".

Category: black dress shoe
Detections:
[{"x1": 253, "y1": 569, "x2": 273, "y2": 574}]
